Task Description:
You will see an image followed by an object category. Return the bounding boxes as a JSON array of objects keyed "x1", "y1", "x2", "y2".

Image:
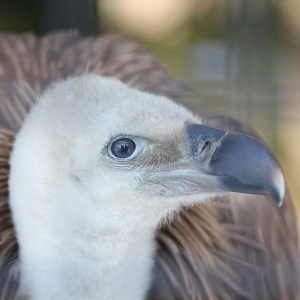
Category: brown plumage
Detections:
[{"x1": 0, "y1": 31, "x2": 299, "y2": 300}]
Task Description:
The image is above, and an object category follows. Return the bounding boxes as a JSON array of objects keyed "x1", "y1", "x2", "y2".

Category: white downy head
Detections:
[
  {"x1": 9, "y1": 75, "x2": 209, "y2": 299},
  {"x1": 9, "y1": 75, "x2": 284, "y2": 299}
]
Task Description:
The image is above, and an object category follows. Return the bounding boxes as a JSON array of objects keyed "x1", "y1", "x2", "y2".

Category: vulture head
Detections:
[{"x1": 9, "y1": 75, "x2": 285, "y2": 299}]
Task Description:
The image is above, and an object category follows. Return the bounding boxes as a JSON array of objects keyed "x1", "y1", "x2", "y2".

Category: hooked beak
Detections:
[
  {"x1": 184, "y1": 124, "x2": 285, "y2": 206},
  {"x1": 147, "y1": 124, "x2": 285, "y2": 207}
]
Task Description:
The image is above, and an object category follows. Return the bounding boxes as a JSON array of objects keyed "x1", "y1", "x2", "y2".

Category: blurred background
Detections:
[{"x1": 0, "y1": 0, "x2": 299, "y2": 223}]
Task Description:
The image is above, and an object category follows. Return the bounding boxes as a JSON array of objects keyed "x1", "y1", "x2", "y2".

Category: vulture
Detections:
[{"x1": 0, "y1": 31, "x2": 299, "y2": 300}]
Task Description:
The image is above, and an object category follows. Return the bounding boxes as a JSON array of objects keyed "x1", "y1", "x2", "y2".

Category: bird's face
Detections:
[{"x1": 11, "y1": 75, "x2": 284, "y2": 231}]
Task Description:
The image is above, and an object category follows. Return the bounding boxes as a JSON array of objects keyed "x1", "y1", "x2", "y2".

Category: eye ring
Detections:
[{"x1": 110, "y1": 138, "x2": 136, "y2": 159}]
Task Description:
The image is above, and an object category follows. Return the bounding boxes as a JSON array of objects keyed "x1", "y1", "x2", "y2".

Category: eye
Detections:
[{"x1": 110, "y1": 138, "x2": 136, "y2": 159}]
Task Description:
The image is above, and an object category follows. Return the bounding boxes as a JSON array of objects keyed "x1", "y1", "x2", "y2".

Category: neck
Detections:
[
  {"x1": 10, "y1": 149, "x2": 174, "y2": 300},
  {"x1": 17, "y1": 219, "x2": 156, "y2": 300},
  {"x1": 10, "y1": 177, "x2": 161, "y2": 300}
]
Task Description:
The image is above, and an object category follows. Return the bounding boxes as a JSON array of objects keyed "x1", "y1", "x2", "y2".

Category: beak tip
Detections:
[
  {"x1": 274, "y1": 194, "x2": 284, "y2": 207},
  {"x1": 271, "y1": 168, "x2": 285, "y2": 207},
  {"x1": 272, "y1": 186, "x2": 284, "y2": 207}
]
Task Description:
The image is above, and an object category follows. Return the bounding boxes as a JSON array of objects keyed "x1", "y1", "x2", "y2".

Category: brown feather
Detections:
[{"x1": 0, "y1": 31, "x2": 298, "y2": 300}]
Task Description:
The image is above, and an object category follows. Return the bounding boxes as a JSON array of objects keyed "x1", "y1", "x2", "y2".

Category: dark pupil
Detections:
[
  {"x1": 111, "y1": 138, "x2": 136, "y2": 158},
  {"x1": 121, "y1": 144, "x2": 128, "y2": 152}
]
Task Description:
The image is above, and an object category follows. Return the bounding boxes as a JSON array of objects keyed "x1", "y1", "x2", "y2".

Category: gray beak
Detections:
[{"x1": 186, "y1": 124, "x2": 285, "y2": 206}]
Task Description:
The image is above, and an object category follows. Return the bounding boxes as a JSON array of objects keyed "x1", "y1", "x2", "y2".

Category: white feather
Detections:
[{"x1": 9, "y1": 75, "x2": 207, "y2": 299}]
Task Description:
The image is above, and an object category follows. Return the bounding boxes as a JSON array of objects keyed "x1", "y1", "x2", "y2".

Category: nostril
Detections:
[
  {"x1": 199, "y1": 140, "x2": 211, "y2": 153},
  {"x1": 197, "y1": 140, "x2": 214, "y2": 162}
]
